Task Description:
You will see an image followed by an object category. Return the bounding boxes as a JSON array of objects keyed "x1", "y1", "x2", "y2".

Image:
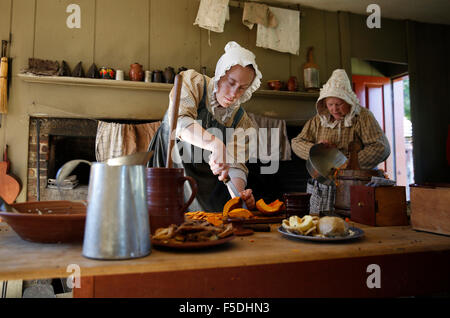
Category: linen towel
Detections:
[
  {"x1": 242, "y1": 2, "x2": 277, "y2": 30},
  {"x1": 95, "y1": 121, "x2": 161, "y2": 162},
  {"x1": 194, "y1": 0, "x2": 229, "y2": 33},
  {"x1": 95, "y1": 121, "x2": 123, "y2": 162},
  {"x1": 256, "y1": 6, "x2": 300, "y2": 55}
]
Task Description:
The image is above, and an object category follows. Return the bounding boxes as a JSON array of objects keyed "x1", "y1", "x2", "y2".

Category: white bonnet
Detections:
[
  {"x1": 316, "y1": 69, "x2": 362, "y2": 128},
  {"x1": 213, "y1": 41, "x2": 262, "y2": 105}
]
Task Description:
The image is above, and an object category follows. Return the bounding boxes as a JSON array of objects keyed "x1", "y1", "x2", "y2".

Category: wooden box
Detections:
[
  {"x1": 350, "y1": 185, "x2": 408, "y2": 226},
  {"x1": 410, "y1": 184, "x2": 450, "y2": 236}
]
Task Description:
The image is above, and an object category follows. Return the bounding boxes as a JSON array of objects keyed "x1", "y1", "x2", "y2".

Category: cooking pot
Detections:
[{"x1": 306, "y1": 143, "x2": 347, "y2": 185}]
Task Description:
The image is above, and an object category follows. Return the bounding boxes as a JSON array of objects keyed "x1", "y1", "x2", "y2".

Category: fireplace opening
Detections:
[{"x1": 47, "y1": 135, "x2": 96, "y2": 186}]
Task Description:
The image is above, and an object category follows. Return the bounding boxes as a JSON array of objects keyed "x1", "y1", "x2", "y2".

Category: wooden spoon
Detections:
[{"x1": 166, "y1": 74, "x2": 183, "y2": 168}]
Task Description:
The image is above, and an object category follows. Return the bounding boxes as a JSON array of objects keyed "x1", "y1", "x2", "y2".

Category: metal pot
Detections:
[{"x1": 306, "y1": 144, "x2": 347, "y2": 185}]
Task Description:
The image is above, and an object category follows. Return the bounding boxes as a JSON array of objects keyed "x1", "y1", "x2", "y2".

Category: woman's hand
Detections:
[
  {"x1": 239, "y1": 188, "x2": 255, "y2": 210},
  {"x1": 319, "y1": 139, "x2": 337, "y2": 148},
  {"x1": 208, "y1": 139, "x2": 229, "y2": 181},
  {"x1": 209, "y1": 158, "x2": 230, "y2": 181}
]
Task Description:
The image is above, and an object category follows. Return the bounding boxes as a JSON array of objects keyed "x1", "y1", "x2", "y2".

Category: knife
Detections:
[{"x1": 223, "y1": 176, "x2": 248, "y2": 210}]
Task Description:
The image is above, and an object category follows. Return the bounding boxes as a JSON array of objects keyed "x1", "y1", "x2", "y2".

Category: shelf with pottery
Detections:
[{"x1": 17, "y1": 73, "x2": 320, "y2": 100}]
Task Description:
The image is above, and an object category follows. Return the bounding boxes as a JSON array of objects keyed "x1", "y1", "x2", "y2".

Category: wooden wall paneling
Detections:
[
  {"x1": 95, "y1": 0, "x2": 149, "y2": 75},
  {"x1": 292, "y1": 7, "x2": 327, "y2": 89},
  {"x1": 150, "y1": 0, "x2": 201, "y2": 74},
  {"x1": 33, "y1": 0, "x2": 95, "y2": 70},
  {"x1": 323, "y1": 10, "x2": 341, "y2": 81},
  {"x1": 199, "y1": 6, "x2": 250, "y2": 78},
  {"x1": 248, "y1": 20, "x2": 289, "y2": 87},
  {"x1": 0, "y1": 0, "x2": 12, "y2": 41},
  {"x1": 337, "y1": 11, "x2": 352, "y2": 77},
  {"x1": 0, "y1": 0, "x2": 12, "y2": 153},
  {"x1": 349, "y1": 13, "x2": 407, "y2": 64},
  {"x1": 7, "y1": 0, "x2": 38, "y2": 202}
]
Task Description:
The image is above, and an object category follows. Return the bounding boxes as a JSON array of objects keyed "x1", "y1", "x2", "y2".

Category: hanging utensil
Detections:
[
  {"x1": 166, "y1": 74, "x2": 183, "y2": 168},
  {"x1": 0, "y1": 145, "x2": 21, "y2": 205},
  {"x1": 0, "y1": 40, "x2": 8, "y2": 114}
]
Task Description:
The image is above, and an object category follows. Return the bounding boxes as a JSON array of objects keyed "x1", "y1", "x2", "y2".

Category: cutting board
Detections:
[
  {"x1": 0, "y1": 146, "x2": 21, "y2": 205},
  {"x1": 242, "y1": 211, "x2": 286, "y2": 224}
]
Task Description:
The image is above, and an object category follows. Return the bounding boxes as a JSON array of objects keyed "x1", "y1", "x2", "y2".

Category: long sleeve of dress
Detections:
[
  {"x1": 290, "y1": 116, "x2": 319, "y2": 160},
  {"x1": 356, "y1": 110, "x2": 391, "y2": 169}
]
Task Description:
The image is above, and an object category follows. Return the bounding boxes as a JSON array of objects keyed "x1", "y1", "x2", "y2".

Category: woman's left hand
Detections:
[{"x1": 239, "y1": 189, "x2": 255, "y2": 210}]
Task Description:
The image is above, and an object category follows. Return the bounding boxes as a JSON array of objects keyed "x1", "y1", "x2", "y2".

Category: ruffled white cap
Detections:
[
  {"x1": 316, "y1": 69, "x2": 362, "y2": 128},
  {"x1": 211, "y1": 41, "x2": 262, "y2": 120}
]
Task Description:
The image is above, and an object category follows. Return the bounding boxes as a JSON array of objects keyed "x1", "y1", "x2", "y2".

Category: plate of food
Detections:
[
  {"x1": 151, "y1": 220, "x2": 236, "y2": 249},
  {"x1": 278, "y1": 215, "x2": 364, "y2": 242}
]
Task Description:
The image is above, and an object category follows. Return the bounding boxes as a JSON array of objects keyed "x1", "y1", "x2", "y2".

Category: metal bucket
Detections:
[{"x1": 82, "y1": 163, "x2": 151, "y2": 260}]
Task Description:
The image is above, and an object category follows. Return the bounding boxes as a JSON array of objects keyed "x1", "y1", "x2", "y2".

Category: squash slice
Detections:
[
  {"x1": 223, "y1": 197, "x2": 242, "y2": 218},
  {"x1": 228, "y1": 208, "x2": 254, "y2": 219},
  {"x1": 256, "y1": 198, "x2": 284, "y2": 214}
]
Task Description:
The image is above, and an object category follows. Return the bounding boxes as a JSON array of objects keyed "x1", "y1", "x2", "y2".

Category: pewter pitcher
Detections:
[{"x1": 82, "y1": 163, "x2": 151, "y2": 260}]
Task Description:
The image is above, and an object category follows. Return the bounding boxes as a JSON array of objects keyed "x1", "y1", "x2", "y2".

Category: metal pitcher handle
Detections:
[{"x1": 179, "y1": 176, "x2": 198, "y2": 213}]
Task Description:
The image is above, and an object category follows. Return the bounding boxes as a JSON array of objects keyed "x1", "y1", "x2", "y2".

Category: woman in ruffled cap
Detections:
[
  {"x1": 291, "y1": 69, "x2": 390, "y2": 214},
  {"x1": 149, "y1": 41, "x2": 262, "y2": 212}
]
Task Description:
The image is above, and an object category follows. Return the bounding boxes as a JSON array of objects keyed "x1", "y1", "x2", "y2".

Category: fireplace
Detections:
[{"x1": 27, "y1": 118, "x2": 98, "y2": 201}]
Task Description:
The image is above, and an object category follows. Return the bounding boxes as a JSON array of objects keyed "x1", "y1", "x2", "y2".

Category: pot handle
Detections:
[{"x1": 179, "y1": 176, "x2": 198, "y2": 213}]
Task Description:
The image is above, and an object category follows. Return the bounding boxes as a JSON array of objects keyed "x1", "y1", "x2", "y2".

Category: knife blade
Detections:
[{"x1": 223, "y1": 176, "x2": 248, "y2": 210}]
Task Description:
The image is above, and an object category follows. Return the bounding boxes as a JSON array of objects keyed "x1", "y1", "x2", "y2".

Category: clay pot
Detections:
[
  {"x1": 129, "y1": 63, "x2": 144, "y2": 81},
  {"x1": 287, "y1": 76, "x2": 298, "y2": 92},
  {"x1": 164, "y1": 67, "x2": 175, "y2": 83},
  {"x1": 267, "y1": 80, "x2": 282, "y2": 90}
]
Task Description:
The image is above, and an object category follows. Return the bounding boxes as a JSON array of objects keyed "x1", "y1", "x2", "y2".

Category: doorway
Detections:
[{"x1": 351, "y1": 59, "x2": 413, "y2": 199}]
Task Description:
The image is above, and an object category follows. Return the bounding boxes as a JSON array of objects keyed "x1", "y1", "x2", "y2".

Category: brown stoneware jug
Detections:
[
  {"x1": 164, "y1": 67, "x2": 175, "y2": 83},
  {"x1": 129, "y1": 63, "x2": 144, "y2": 81},
  {"x1": 287, "y1": 76, "x2": 298, "y2": 91},
  {"x1": 146, "y1": 168, "x2": 198, "y2": 234}
]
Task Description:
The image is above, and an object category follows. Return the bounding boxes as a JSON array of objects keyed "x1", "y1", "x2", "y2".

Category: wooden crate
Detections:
[
  {"x1": 410, "y1": 184, "x2": 450, "y2": 236},
  {"x1": 350, "y1": 186, "x2": 408, "y2": 226}
]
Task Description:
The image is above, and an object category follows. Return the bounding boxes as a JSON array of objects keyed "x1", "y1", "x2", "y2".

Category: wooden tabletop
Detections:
[{"x1": 1, "y1": 222, "x2": 450, "y2": 282}]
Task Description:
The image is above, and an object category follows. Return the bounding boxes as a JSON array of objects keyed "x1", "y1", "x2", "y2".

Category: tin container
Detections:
[{"x1": 82, "y1": 163, "x2": 151, "y2": 260}]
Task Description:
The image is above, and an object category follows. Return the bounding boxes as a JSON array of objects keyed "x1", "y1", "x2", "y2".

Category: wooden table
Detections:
[{"x1": 0, "y1": 222, "x2": 449, "y2": 298}]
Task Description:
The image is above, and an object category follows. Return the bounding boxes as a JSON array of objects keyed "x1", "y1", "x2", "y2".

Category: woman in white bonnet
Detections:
[
  {"x1": 291, "y1": 69, "x2": 390, "y2": 214},
  {"x1": 149, "y1": 41, "x2": 263, "y2": 212}
]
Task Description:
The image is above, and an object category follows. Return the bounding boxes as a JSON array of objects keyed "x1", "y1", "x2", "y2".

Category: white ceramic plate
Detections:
[{"x1": 278, "y1": 226, "x2": 364, "y2": 242}]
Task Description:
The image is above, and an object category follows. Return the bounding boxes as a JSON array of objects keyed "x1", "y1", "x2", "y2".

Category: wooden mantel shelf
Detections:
[{"x1": 18, "y1": 73, "x2": 320, "y2": 100}]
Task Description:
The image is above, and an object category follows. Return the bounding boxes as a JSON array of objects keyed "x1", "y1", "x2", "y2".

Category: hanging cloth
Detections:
[
  {"x1": 194, "y1": 0, "x2": 229, "y2": 33},
  {"x1": 242, "y1": 2, "x2": 278, "y2": 30},
  {"x1": 256, "y1": 6, "x2": 300, "y2": 55}
]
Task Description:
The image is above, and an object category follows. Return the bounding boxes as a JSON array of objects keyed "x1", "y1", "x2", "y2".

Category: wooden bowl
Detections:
[{"x1": 0, "y1": 200, "x2": 87, "y2": 243}]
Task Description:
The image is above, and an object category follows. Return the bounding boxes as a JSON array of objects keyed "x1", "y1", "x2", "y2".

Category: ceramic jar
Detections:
[
  {"x1": 287, "y1": 76, "x2": 298, "y2": 92},
  {"x1": 164, "y1": 67, "x2": 175, "y2": 84},
  {"x1": 152, "y1": 70, "x2": 163, "y2": 83},
  {"x1": 129, "y1": 63, "x2": 144, "y2": 81},
  {"x1": 99, "y1": 67, "x2": 115, "y2": 79}
]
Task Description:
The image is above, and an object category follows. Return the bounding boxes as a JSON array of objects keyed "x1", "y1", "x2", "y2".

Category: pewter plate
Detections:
[{"x1": 278, "y1": 226, "x2": 365, "y2": 242}]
